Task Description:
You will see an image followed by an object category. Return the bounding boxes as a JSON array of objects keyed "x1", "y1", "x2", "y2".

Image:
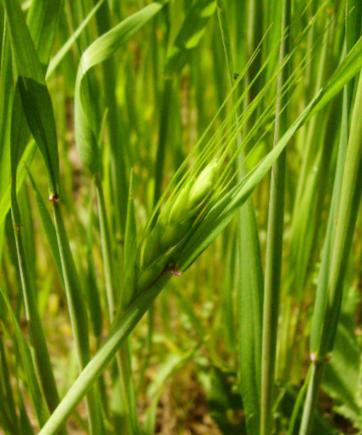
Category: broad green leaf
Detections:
[
  {"x1": 4, "y1": 0, "x2": 59, "y2": 192},
  {"x1": 75, "y1": 1, "x2": 165, "y2": 174},
  {"x1": 0, "y1": 0, "x2": 63, "y2": 256},
  {"x1": 8, "y1": 58, "x2": 61, "y2": 417},
  {"x1": 9, "y1": 89, "x2": 28, "y2": 180}
]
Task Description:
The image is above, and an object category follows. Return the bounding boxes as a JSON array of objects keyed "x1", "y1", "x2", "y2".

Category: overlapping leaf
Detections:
[
  {"x1": 4, "y1": 0, "x2": 60, "y2": 192},
  {"x1": 74, "y1": 2, "x2": 165, "y2": 174}
]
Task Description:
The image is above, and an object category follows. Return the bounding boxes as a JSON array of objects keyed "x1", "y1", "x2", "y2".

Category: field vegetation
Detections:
[{"x1": 0, "y1": 0, "x2": 361, "y2": 434}]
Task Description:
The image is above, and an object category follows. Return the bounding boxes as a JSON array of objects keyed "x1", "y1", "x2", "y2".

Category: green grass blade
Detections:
[
  {"x1": 39, "y1": 274, "x2": 169, "y2": 435},
  {"x1": 216, "y1": 2, "x2": 264, "y2": 431},
  {"x1": 153, "y1": 0, "x2": 217, "y2": 204},
  {"x1": 74, "y1": 1, "x2": 165, "y2": 176},
  {"x1": 95, "y1": 176, "x2": 116, "y2": 320},
  {"x1": 27, "y1": 171, "x2": 62, "y2": 275},
  {"x1": 85, "y1": 199, "x2": 103, "y2": 339},
  {"x1": 0, "y1": 0, "x2": 62, "y2": 255},
  {"x1": 237, "y1": 205, "x2": 263, "y2": 434},
  {"x1": 299, "y1": 69, "x2": 362, "y2": 435},
  {"x1": 9, "y1": 199, "x2": 61, "y2": 414},
  {"x1": 51, "y1": 200, "x2": 104, "y2": 434},
  {"x1": 310, "y1": 35, "x2": 362, "y2": 117},
  {"x1": 8, "y1": 71, "x2": 61, "y2": 419},
  {"x1": 38, "y1": 46, "x2": 361, "y2": 429},
  {"x1": 26, "y1": 0, "x2": 63, "y2": 65},
  {"x1": 96, "y1": 174, "x2": 140, "y2": 433},
  {"x1": 0, "y1": 24, "x2": 13, "y2": 207},
  {"x1": 177, "y1": 37, "x2": 362, "y2": 270},
  {"x1": 46, "y1": 0, "x2": 106, "y2": 79},
  {"x1": 121, "y1": 170, "x2": 137, "y2": 309},
  {"x1": 0, "y1": 287, "x2": 49, "y2": 426},
  {"x1": 4, "y1": 0, "x2": 60, "y2": 192},
  {"x1": 165, "y1": 0, "x2": 217, "y2": 76},
  {"x1": 0, "y1": 338, "x2": 21, "y2": 434},
  {"x1": 260, "y1": 2, "x2": 290, "y2": 433}
]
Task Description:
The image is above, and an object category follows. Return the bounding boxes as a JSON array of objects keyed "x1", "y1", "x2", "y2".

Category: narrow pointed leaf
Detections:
[
  {"x1": 4, "y1": 0, "x2": 59, "y2": 192},
  {"x1": 75, "y1": 2, "x2": 165, "y2": 174}
]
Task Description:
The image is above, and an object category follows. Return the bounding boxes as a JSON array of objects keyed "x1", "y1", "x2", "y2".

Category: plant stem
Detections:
[
  {"x1": 260, "y1": 1, "x2": 290, "y2": 433},
  {"x1": 52, "y1": 199, "x2": 103, "y2": 435},
  {"x1": 95, "y1": 1, "x2": 128, "y2": 235},
  {"x1": 95, "y1": 178, "x2": 116, "y2": 318},
  {"x1": 216, "y1": 3, "x2": 264, "y2": 430},
  {"x1": 153, "y1": 77, "x2": 173, "y2": 207},
  {"x1": 298, "y1": 362, "x2": 324, "y2": 435},
  {"x1": 299, "y1": 70, "x2": 362, "y2": 435},
  {"x1": 10, "y1": 197, "x2": 60, "y2": 417},
  {"x1": 95, "y1": 177, "x2": 139, "y2": 435},
  {"x1": 39, "y1": 274, "x2": 169, "y2": 435}
]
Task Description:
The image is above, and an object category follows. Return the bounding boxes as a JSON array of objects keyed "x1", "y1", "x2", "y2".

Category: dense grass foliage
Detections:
[{"x1": 0, "y1": 0, "x2": 361, "y2": 434}]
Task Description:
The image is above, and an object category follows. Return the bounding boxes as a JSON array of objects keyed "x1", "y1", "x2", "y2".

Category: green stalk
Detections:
[
  {"x1": 118, "y1": 341, "x2": 138, "y2": 435},
  {"x1": 217, "y1": 3, "x2": 264, "y2": 432},
  {"x1": 153, "y1": 77, "x2": 173, "y2": 207},
  {"x1": 0, "y1": 339, "x2": 22, "y2": 434},
  {"x1": 95, "y1": 178, "x2": 116, "y2": 318},
  {"x1": 280, "y1": 11, "x2": 342, "y2": 382},
  {"x1": 95, "y1": 176, "x2": 139, "y2": 435},
  {"x1": 299, "y1": 70, "x2": 362, "y2": 435},
  {"x1": 287, "y1": 368, "x2": 311, "y2": 435},
  {"x1": 260, "y1": 2, "x2": 290, "y2": 434},
  {"x1": 288, "y1": 25, "x2": 332, "y2": 301},
  {"x1": 298, "y1": 362, "x2": 324, "y2": 435},
  {"x1": 39, "y1": 274, "x2": 170, "y2": 435},
  {"x1": 148, "y1": 47, "x2": 173, "y2": 373},
  {"x1": 10, "y1": 195, "x2": 60, "y2": 417},
  {"x1": 0, "y1": 340, "x2": 19, "y2": 428},
  {"x1": 95, "y1": 2, "x2": 128, "y2": 236},
  {"x1": 52, "y1": 200, "x2": 103, "y2": 435}
]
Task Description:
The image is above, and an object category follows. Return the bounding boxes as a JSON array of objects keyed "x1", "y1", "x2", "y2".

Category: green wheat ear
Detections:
[
  {"x1": 139, "y1": 158, "x2": 220, "y2": 276},
  {"x1": 167, "y1": 158, "x2": 220, "y2": 223}
]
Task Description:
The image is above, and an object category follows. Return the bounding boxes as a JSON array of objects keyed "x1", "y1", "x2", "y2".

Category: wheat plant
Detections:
[{"x1": 0, "y1": 0, "x2": 361, "y2": 434}]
